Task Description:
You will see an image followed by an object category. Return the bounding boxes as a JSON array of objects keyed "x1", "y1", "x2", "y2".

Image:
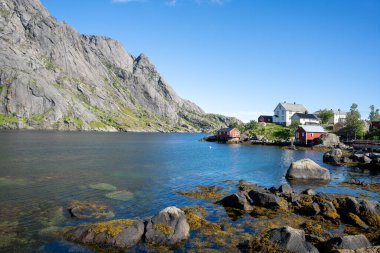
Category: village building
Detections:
[
  {"x1": 314, "y1": 109, "x2": 347, "y2": 124},
  {"x1": 371, "y1": 121, "x2": 380, "y2": 130},
  {"x1": 216, "y1": 128, "x2": 240, "y2": 141},
  {"x1": 295, "y1": 125, "x2": 326, "y2": 145},
  {"x1": 273, "y1": 102, "x2": 307, "y2": 126},
  {"x1": 291, "y1": 113, "x2": 320, "y2": 125},
  {"x1": 258, "y1": 115, "x2": 273, "y2": 123}
]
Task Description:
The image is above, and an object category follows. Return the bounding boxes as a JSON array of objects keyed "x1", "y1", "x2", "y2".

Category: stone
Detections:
[
  {"x1": 323, "y1": 149, "x2": 343, "y2": 165},
  {"x1": 68, "y1": 201, "x2": 114, "y2": 219},
  {"x1": 248, "y1": 189, "x2": 288, "y2": 210},
  {"x1": 278, "y1": 184, "x2": 293, "y2": 194},
  {"x1": 319, "y1": 133, "x2": 340, "y2": 147},
  {"x1": 302, "y1": 189, "x2": 317, "y2": 196},
  {"x1": 325, "y1": 235, "x2": 371, "y2": 251},
  {"x1": 145, "y1": 206, "x2": 190, "y2": 246},
  {"x1": 359, "y1": 156, "x2": 372, "y2": 164},
  {"x1": 105, "y1": 190, "x2": 134, "y2": 201},
  {"x1": 320, "y1": 201, "x2": 340, "y2": 221},
  {"x1": 286, "y1": 159, "x2": 330, "y2": 181},
  {"x1": 267, "y1": 226, "x2": 319, "y2": 253},
  {"x1": 88, "y1": 183, "x2": 117, "y2": 191},
  {"x1": 345, "y1": 213, "x2": 369, "y2": 230},
  {"x1": 63, "y1": 219, "x2": 145, "y2": 248},
  {"x1": 219, "y1": 191, "x2": 253, "y2": 212}
]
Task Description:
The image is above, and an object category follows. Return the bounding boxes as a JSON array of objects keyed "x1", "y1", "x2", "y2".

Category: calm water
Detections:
[{"x1": 0, "y1": 131, "x2": 379, "y2": 252}]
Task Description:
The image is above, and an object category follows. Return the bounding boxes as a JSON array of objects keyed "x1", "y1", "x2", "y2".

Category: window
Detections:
[
  {"x1": 302, "y1": 132, "x2": 305, "y2": 137},
  {"x1": 310, "y1": 133, "x2": 314, "y2": 137}
]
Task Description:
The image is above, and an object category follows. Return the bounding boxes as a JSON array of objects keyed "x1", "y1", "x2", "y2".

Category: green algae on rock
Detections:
[{"x1": 105, "y1": 190, "x2": 134, "y2": 201}]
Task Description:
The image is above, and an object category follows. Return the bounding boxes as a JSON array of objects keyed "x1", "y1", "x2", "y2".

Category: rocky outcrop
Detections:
[
  {"x1": 286, "y1": 159, "x2": 331, "y2": 181},
  {"x1": 219, "y1": 191, "x2": 253, "y2": 212},
  {"x1": 318, "y1": 133, "x2": 341, "y2": 147},
  {"x1": 267, "y1": 226, "x2": 319, "y2": 253},
  {"x1": 323, "y1": 149, "x2": 343, "y2": 165},
  {"x1": 0, "y1": 0, "x2": 240, "y2": 132},
  {"x1": 145, "y1": 206, "x2": 190, "y2": 246},
  {"x1": 248, "y1": 189, "x2": 288, "y2": 210},
  {"x1": 63, "y1": 219, "x2": 145, "y2": 248},
  {"x1": 68, "y1": 201, "x2": 114, "y2": 219}
]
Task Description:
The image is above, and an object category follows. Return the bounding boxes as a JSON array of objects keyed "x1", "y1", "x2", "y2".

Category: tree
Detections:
[
  {"x1": 345, "y1": 103, "x2": 364, "y2": 140},
  {"x1": 318, "y1": 109, "x2": 334, "y2": 125},
  {"x1": 244, "y1": 120, "x2": 258, "y2": 131},
  {"x1": 369, "y1": 105, "x2": 380, "y2": 122}
]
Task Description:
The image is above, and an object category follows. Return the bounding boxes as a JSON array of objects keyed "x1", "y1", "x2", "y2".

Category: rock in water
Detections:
[
  {"x1": 0, "y1": 0, "x2": 240, "y2": 132},
  {"x1": 145, "y1": 206, "x2": 190, "y2": 246},
  {"x1": 323, "y1": 149, "x2": 343, "y2": 165},
  {"x1": 286, "y1": 159, "x2": 330, "y2": 181},
  {"x1": 248, "y1": 190, "x2": 288, "y2": 210},
  {"x1": 63, "y1": 219, "x2": 145, "y2": 248},
  {"x1": 68, "y1": 201, "x2": 114, "y2": 219},
  {"x1": 219, "y1": 191, "x2": 253, "y2": 212},
  {"x1": 267, "y1": 226, "x2": 319, "y2": 253}
]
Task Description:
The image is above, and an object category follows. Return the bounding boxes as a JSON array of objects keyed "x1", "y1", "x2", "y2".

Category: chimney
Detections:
[
  {"x1": 294, "y1": 102, "x2": 296, "y2": 104},
  {"x1": 284, "y1": 101, "x2": 286, "y2": 103}
]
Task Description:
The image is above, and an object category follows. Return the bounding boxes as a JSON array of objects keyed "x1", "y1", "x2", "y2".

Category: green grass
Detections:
[
  {"x1": 89, "y1": 121, "x2": 107, "y2": 129},
  {"x1": 73, "y1": 118, "x2": 84, "y2": 127},
  {"x1": 0, "y1": 8, "x2": 10, "y2": 18},
  {"x1": 250, "y1": 123, "x2": 291, "y2": 141},
  {"x1": 0, "y1": 86, "x2": 4, "y2": 93},
  {"x1": 0, "y1": 114, "x2": 18, "y2": 125},
  {"x1": 43, "y1": 58, "x2": 57, "y2": 71},
  {"x1": 31, "y1": 114, "x2": 45, "y2": 122}
]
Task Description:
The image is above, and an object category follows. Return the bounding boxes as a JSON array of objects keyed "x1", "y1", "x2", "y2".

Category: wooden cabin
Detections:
[
  {"x1": 216, "y1": 128, "x2": 240, "y2": 140},
  {"x1": 295, "y1": 125, "x2": 325, "y2": 145},
  {"x1": 258, "y1": 115, "x2": 273, "y2": 123}
]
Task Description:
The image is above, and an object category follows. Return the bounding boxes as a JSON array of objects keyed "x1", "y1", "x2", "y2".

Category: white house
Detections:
[
  {"x1": 330, "y1": 110, "x2": 347, "y2": 124},
  {"x1": 273, "y1": 102, "x2": 307, "y2": 126},
  {"x1": 291, "y1": 113, "x2": 320, "y2": 125},
  {"x1": 314, "y1": 109, "x2": 347, "y2": 124}
]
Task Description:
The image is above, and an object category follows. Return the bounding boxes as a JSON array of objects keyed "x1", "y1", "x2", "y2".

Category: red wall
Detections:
[
  {"x1": 217, "y1": 128, "x2": 240, "y2": 138},
  {"x1": 295, "y1": 128, "x2": 323, "y2": 141}
]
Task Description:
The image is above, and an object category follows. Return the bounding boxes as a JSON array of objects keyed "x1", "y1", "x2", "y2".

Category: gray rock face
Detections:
[
  {"x1": 302, "y1": 189, "x2": 317, "y2": 196},
  {"x1": 326, "y1": 235, "x2": 371, "y2": 250},
  {"x1": 278, "y1": 184, "x2": 293, "y2": 194},
  {"x1": 145, "y1": 206, "x2": 190, "y2": 246},
  {"x1": 219, "y1": 191, "x2": 253, "y2": 212},
  {"x1": 0, "y1": 0, "x2": 240, "y2": 132},
  {"x1": 63, "y1": 219, "x2": 145, "y2": 248},
  {"x1": 268, "y1": 226, "x2": 319, "y2": 253},
  {"x1": 286, "y1": 159, "x2": 331, "y2": 181},
  {"x1": 323, "y1": 149, "x2": 343, "y2": 165},
  {"x1": 248, "y1": 189, "x2": 288, "y2": 210}
]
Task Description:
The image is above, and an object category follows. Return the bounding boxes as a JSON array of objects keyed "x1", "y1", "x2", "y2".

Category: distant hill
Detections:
[{"x1": 0, "y1": 0, "x2": 240, "y2": 132}]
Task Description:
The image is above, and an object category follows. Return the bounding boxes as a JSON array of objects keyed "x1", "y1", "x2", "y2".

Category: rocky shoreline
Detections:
[{"x1": 53, "y1": 158, "x2": 380, "y2": 253}]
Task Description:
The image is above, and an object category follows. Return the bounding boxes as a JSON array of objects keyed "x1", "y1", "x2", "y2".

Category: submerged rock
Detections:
[
  {"x1": 286, "y1": 158, "x2": 330, "y2": 181},
  {"x1": 64, "y1": 219, "x2": 145, "y2": 248},
  {"x1": 88, "y1": 183, "x2": 117, "y2": 191},
  {"x1": 105, "y1": 190, "x2": 134, "y2": 201},
  {"x1": 145, "y1": 206, "x2": 190, "y2": 246},
  {"x1": 267, "y1": 226, "x2": 319, "y2": 253},
  {"x1": 68, "y1": 201, "x2": 114, "y2": 219}
]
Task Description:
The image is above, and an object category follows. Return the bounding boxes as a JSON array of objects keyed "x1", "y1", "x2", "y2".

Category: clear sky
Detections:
[{"x1": 41, "y1": 0, "x2": 380, "y2": 122}]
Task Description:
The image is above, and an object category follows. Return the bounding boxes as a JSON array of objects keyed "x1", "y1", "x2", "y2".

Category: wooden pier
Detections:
[{"x1": 352, "y1": 140, "x2": 380, "y2": 151}]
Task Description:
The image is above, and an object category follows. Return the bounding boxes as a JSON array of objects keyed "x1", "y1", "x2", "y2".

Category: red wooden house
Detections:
[
  {"x1": 295, "y1": 125, "x2": 325, "y2": 145},
  {"x1": 258, "y1": 115, "x2": 273, "y2": 123},
  {"x1": 371, "y1": 121, "x2": 380, "y2": 130},
  {"x1": 216, "y1": 128, "x2": 240, "y2": 140}
]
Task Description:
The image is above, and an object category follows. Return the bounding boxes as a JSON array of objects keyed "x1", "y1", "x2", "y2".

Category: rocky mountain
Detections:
[{"x1": 0, "y1": 0, "x2": 240, "y2": 132}]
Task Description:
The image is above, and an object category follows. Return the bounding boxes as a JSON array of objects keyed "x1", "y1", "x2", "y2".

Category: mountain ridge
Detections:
[{"x1": 0, "y1": 0, "x2": 240, "y2": 132}]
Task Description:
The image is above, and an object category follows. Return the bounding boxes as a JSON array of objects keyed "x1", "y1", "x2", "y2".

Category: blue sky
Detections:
[{"x1": 41, "y1": 0, "x2": 380, "y2": 122}]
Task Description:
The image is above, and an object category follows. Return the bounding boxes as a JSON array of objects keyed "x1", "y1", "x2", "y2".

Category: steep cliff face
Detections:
[{"x1": 0, "y1": 0, "x2": 239, "y2": 132}]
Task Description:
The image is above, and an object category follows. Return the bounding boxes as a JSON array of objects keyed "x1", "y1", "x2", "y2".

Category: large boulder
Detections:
[
  {"x1": 278, "y1": 184, "x2": 293, "y2": 194},
  {"x1": 286, "y1": 159, "x2": 330, "y2": 181},
  {"x1": 248, "y1": 189, "x2": 288, "y2": 210},
  {"x1": 267, "y1": 226, "x2": 319, "y2": 253},
  {"x1": 145, "y1": 206, "x2": 190, "y2": 246},
  {"x1": 332, "y1": 246, "x2": 380, "y2": 252},
  {"x1": 341, "y1": 197, "x2": 380, "y2": 227},
  {"x1": 325, "y1": 235, "x2": 371, "y2": 251},
  {"x1": 219, "y1": 191, "x2": 253, "y2": 212},
  {"x1": 63, "y1": 219, "x2": 145, "y2": 248},
  {"x1": 323, "y1": 149, "x2": 343, "y2": 165},
  {"x1": 319, "y1": 133, "x2": 340, "y2": 147}
]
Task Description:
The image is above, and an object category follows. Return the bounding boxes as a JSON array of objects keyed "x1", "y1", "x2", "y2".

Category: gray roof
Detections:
[
  {"x1": 292, "y1": 113, "x2": 319, "y2": 120},
  {"x1": 279, "y1": 102, "x2": 307, "y2": 112},
  {"x1": 314, "y1": 110, "x2": 347, "y2": 115},
  {"x1": 299, "y1": 125, "x2": 325, "y2": 133}
]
